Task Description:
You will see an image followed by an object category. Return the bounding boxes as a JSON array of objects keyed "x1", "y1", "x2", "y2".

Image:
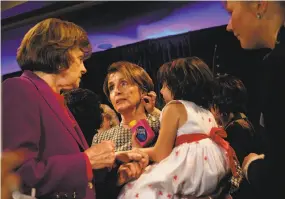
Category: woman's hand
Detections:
[
  {"x1": 1, "y1": 150, "x2": 25, "y2": 199},
  {"x1": 117, "y1": 162, "x2": 145, "y2": 185},
  {"x1": 242, "y1": 153, "x2": 265, "y2": 180},
  {"x1": 84, "y1": 140, "x2": 116, "y2": 169},
  {"x1": 116, "y1": 148, "x2": 150, "y2": 185},
  {"x1": 242, "y1": 153, "x2": 259, "y2": 169},
  {"x1": 115, "y1": 148, "x2": 149, "y2": 168}
]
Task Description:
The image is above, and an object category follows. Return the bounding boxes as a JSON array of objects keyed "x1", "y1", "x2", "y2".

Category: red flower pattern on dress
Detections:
[
  {"x1": 117, "y1": 110, "x2": 231, "y2": 198},
  {"x1": 127, "y1": 183, "x2": 133, "y2": 189}
]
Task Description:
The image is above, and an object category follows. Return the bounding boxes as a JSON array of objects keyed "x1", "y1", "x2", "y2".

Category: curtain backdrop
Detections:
[
  {"x1": 81, "y1": 25, "x2": 268, "y2": 124},
  {"x1": 82, "y1": 25, "x2": 225, "y2": 107},
  {"x1": 2, "y1": 25, "x2": 268, "y2": 124}
]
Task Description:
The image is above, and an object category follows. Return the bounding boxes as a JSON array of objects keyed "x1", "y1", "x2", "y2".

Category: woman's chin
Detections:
[
  {"x1": 116, "y1": 105, "x2": 137, "y2": 114},
  {"x1": 240, "y1": 39, "x2": 258, "y2": 50},
  {"x1": 164, "y1": 99, "x2": 171, "y2": 104},
  {"x1": 115, "y1": 106, "x2": 127, "y2": 114},
  {"x1": 60, "y1": 83, "x2": 79, "y2": 90}
]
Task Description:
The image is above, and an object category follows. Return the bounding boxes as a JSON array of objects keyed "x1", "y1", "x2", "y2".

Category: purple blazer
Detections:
[{"x1": 2, "y1": 71, "x2": 96, "y2": 199}]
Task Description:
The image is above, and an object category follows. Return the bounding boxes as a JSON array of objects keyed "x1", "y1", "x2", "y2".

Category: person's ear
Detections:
[
  {"x1": 255, "y1": 1, "x2": 268, "y2": 18},
  {"x1": 140, "y1": 88, "x2": 148, "y2": 99},
  {"x1": 109, "y1": 116, "x2": 115, "y2": 127}
]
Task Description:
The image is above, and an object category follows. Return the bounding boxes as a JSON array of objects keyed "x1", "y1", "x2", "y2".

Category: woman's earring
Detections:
[
  {"x1": 256, "y1": 13, "x2": 262, "y2": 19},
  {"x1": 58, "y1": 65, "x2": 64, "y2": 71}
]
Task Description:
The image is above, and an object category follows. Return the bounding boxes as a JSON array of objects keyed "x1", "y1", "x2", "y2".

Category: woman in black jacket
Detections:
[{"x1": 224, "y1": 1, "x2": 285, "y2": 198}]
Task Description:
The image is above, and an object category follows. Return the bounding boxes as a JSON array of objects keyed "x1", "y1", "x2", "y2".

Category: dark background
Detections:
[{"x1": 1, "y1": 1, "x2": 269, "y2": 126}]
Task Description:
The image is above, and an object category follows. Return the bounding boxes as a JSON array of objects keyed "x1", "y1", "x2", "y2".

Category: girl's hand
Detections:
[{"x1": 142, "y1": 91, "x2": 157, "y2": 114}]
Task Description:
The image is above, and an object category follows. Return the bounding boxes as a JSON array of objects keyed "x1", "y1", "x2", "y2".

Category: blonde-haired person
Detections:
[
  {"x1": 97, "y1": 104, "x2": 120, "y2": 134},
  {"x1": 225, "y1": 1, "x2": 285, "y2": 198}
]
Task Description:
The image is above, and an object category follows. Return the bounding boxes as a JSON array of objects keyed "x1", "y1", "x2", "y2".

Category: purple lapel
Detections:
[
  {"x1": 21, "y1": 70, "x2": 86, "y2": 149},
  {"x1": 67, "y1": 108, "x2": 89, "y2": 149}
]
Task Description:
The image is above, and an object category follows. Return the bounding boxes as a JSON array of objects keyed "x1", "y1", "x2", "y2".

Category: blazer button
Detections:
[{"x1": 88, "y1": 182, "x2": 93, "y2": 189}]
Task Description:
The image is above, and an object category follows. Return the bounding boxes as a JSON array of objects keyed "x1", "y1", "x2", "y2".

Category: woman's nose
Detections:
[
  {"x1": 226, "y1": 18, "x2": 233, "y2": 32},
  {"x1": 81, "y1": 63, "x2": 87, "y2": 74},
  {"x1": 113, "y1": 85, "x2": 122, "y2": 95}
]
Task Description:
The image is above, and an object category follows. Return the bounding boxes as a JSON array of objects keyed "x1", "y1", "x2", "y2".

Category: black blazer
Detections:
[
  {"x1": 246, "y1": 25, "x2": 285, "y2": 199},
  {"x1": 224, "y1": 113, "x2": 263, "y2": 199}
]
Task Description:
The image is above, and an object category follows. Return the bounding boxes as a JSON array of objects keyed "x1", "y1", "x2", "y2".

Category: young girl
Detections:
[
  {"x1": 117, "y1": 57, "x2": 237, "y2": 198},
  {"x1": 211, "y1": 74, "x2": 264, "y2": 199}
]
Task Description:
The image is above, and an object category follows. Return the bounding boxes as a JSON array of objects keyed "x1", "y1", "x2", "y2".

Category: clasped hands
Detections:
[
  {"x1": 115, "y1": 148, "x2": 149, "y2": 185},
  {"x1": 84, "y1": 141, "x2": 149, "y2": 185}
]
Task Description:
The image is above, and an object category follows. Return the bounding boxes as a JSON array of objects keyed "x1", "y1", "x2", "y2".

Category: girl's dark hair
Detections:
[
  {"x1": 214, "y1": 74, "x2": 248, "y2": 114},
  {"x1": 63, "y1": 88, "x2": 103, "y2": 146},
  {"x1": 157, "y1": 57, "x2": 215, "y2": 109}
]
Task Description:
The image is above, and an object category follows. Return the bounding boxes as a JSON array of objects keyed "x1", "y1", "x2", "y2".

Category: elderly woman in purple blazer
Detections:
[{"x1": 2, "y1": 18, "x2": 147, "y2": 199}]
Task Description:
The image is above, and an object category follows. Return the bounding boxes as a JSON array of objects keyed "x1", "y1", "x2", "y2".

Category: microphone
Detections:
[{"x1": 129, "y1": 119, "x2": 155, "y2": 147}]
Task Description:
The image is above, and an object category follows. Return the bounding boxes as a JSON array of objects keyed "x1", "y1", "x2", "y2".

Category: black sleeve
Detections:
[
  {"x1": 225, "y1": 123, "x2": 254, "y2": 164},
  {"x1": 259, "y1": 44, "x2": 285, "y2": 198},
  {"x1": 94, "y1": 164, "x2": 123, "y2": 199},
  {"x1": 246, "y1": 158, "x2": 268, "y2": 193}
]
